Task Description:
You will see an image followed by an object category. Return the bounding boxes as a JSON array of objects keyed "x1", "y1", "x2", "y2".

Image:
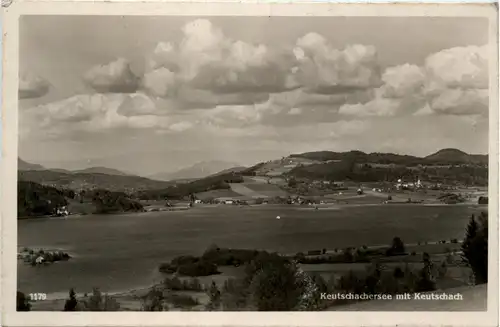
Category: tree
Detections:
[
  {"x1": 64, "y1": 288, "x2": 78, "y2": 311},
  {"x1": 206, "y1": 281, "x2": 221, "y2": 310},
  {"x1": 422, "y1": 252, "x2": 431, "y2": 265},
  {"x1": 17, "y1": 291, "x2": 31, "y2": 311},
  {"x1": 142, "y1": 287, "x2": 167, "y2": 311},
  {"x1": 478, "y1": 196, "x2": 488, "y2": 204},
  {"x1": 386, "y1": 237, "x2": 405, "y2": 256},
  {"x1": 393, "y1": 267, "x2": 404, "y2": 279},
  {"x1": 220, "y1": 278, "x2": 249, "y2": 310},
  {"x1": 462, "y1": 213, "x2": 488, "y2": 284},
  {"x1": 248, "y1": 253, "x2": 303, "y2": 310},
  {"x1": 86, "y1": 288, "x2": 104, "y2": 311},
  {"x1": 416, "y1": 251, "x2": 436, "y2": 292},
  {"x1": 415, "y1": 266, "x2": 436, "y2": 292},
  {"x1": 83, "y1": 288, "x2": 120, "y2": 311},
  {"x1": 288, "y1": 178, "x2": 298, "y2": 188}
]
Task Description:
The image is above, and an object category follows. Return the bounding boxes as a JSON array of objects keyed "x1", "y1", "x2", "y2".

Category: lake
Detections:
[{"x1": 18, "y1": 204, "x2": 486, "y2": 299}]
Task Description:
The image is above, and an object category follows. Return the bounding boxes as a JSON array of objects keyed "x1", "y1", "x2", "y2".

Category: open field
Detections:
[
  {"x1": 228, "y1": 181, "x2": 288, "y2": 198},
  {"x1": 194, "y1": 189, "x2": 243, "y2": 200},
  {"x1": 249, "y1": 157, "x2": 320, "y2": 177}
]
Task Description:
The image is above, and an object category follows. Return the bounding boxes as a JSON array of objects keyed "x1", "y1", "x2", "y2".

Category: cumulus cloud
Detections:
[
  {"x1": 143, "y1": 19, "x2": 296, "y2": 100},
  {"x1": 378, "y1": 64, "x2": 426, "y2": 98},
  {"x1": 19, "y1": 93, "x2": 191, "y2": 139},
  {"x1": 147, "y1": 42, "x2": 178, "y2": 73},
  {"x1": 430, "y1": 88, "x2": 488, "y2": 115},
  {"x1": 292, "y1": 33, "x2": 381, "y2": 94},
  {"x1": 117, "y1": 93, "x2": 159, "y2": 116},
  {"x1": 424, "y1": 45, "x2": 488, "y2": 116},
  {"x1": 23, "y1": 19, "x2": 490, "y2": 147},
  {"x1": 199, "y1": 104, "x2": 265, "y2": 128},
  {"x1": 425, "y1": 45, "x2": 488, "y2": 90},
  {"x1": 338, "y1": 44, "x2": 488, "y2": 119},
  {"x1": 176, "y1": 88, "x2": 269, "y2": 109},
  {"x1": 339, "y1": 98, "x2": 400, "y2": 117},
  {"x1": 19, "y1": 72, "x2": 50, "y2": 99},
  {"x1": 84, "y1": 58, "x2": 140, "y2": 93},
  {"x1": 142, "y1": 68, "x2": 177, "y2": 98},
  {"x1": 137, "y1": 20, "x2": 391, "y2": 122}
]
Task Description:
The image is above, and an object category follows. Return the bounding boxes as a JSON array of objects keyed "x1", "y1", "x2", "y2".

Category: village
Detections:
[{"x1": 137, "y1": 175, "x2": 488, "y2": 213}]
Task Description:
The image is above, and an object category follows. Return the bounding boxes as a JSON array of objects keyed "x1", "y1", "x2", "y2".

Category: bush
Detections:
[
  {"x1": 188, "y1": 278, "x2": 203, "y2": 291},
  {"x1": 337, "y1": 270, "x2": 364, "y2": 294},
  {"x1": 82, "y1": 288, "x2": 120, "y2": 311},
  {"x1": 221, "y1": 278, "x2": 249, "y2": 310},
  {"x1": 158, "y1": 263, "x2": 177, "y2": 274},
  {"x1": 177, "y1": 261, "x2": 219, "y2": 277},
  {"x1": 393, "y1": 267, "x2": 404, "y2": 279},
  {"x1": 422, "y1": 252, "x2": 431, "y2": 264},
  {"x1": 171, "y1": 255, "x2": 199, "y2": 266},
  {"x1": 415, "y1": 267, "x2": 436, "y2": 292},
  {"x1": 166, "y1": 293, "x2": 199, "y2": 308},
  {"x1": 294, "y1": 252, "x2": 306, "y2": 262},
  {"x1": 163, "y1": 277, "x2": 184, "y2": 291},
  {"x1": 201, "y1": 247, "x2": 262, "y2": 266},
  {"x1": 142, "y1": 287, "x2": 168, "y2": 311}
]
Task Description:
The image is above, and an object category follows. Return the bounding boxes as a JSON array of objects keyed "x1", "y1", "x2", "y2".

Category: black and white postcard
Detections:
[{"x1": 1, "y1": 2, "x2": 498, "y2": 327}]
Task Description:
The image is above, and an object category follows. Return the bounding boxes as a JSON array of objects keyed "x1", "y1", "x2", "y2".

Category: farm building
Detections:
[{"x1": 215, "y1": 197, "x2": 236, "y2": 204}]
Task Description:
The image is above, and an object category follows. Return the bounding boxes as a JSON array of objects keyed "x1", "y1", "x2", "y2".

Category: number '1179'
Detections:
[{"x1": 29, "y1": 293, "x2": 47, "y2": 301}]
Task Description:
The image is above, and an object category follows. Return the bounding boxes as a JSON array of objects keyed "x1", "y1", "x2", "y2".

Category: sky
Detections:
[{"x1": 18, "y1": 15, "x2": 490, "y2": 175}]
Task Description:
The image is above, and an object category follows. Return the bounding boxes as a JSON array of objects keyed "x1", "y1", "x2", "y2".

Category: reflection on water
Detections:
[{"x1": 18, "y1": 205, "x2": 485, "y2": 296}]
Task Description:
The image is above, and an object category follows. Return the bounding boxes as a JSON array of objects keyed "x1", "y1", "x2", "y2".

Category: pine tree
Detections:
[
  {"x1": 206, "y1": 281, "x2": 221, "y2": 310},
  {"x1": 16, "y1": 292, "x2": 31, "y2": 311},
  {"x1": 64, "y1": 288, "x2": 78, "y2": 311},
  {"x1": 462, "y1": 213, "x2": 488, "y2": 284}
]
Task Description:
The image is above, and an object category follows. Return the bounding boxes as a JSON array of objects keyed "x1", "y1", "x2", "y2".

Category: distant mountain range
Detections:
[
  {"x1": 18, "y1": 159, "x2": 131, "y2": 176},
  {"x1": 72, "y1": 166, "x2": 130, "y2": 176},
  {"x1": 18, "y1": 158, "x2": 45, "y2": 171},
  {"x1": 17, "y1": 148, "x2": 487, "y2": 193},
  {"x1": 424, "y1": 148, "x2": 488, "y2": 164},
  {"x1": 18, "y1": 169, "x2": 174, "y2": 192},
  {"x1": 289, "y1": 148, "x2": 488, "y2": 165},
  {"x1": 148, "y1": 160, "x2": 245, "y2": 181}
]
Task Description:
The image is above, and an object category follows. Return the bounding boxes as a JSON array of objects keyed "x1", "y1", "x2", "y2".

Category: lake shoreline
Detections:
[{"x1": 18, "y1": 202, "x2": 487, "y2": 220}]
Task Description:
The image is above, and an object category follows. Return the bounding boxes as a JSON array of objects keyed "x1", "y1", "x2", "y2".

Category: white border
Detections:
[{"x1": 2, "y1": 2, "x2": 499, "y2": 327}]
